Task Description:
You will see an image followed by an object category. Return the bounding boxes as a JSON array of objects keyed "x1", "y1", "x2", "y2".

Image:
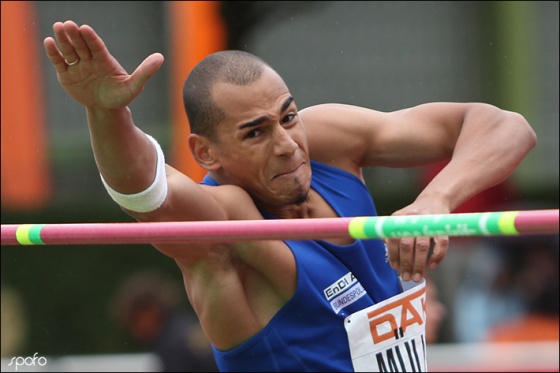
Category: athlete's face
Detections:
[{"x1": 209, "y1": 67, "x2": 312, "y2": 208}]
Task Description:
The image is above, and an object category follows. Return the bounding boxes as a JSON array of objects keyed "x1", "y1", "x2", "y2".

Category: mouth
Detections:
[{"x1": 272, "y1": 162, "x2": 305, "y2": 180}]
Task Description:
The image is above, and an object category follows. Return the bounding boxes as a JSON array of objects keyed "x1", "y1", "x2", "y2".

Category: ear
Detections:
[{"x1": 188, "y1": 134, "x2": 221, "y2": 171}]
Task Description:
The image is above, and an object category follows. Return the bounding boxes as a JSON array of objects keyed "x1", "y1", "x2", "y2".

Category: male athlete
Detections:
[{"x1": 44, "y1": 20, "x2": 536, "y2": 371}]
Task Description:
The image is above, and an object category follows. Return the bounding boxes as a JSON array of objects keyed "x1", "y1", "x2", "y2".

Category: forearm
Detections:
[
  {"x1": 417, "y1": 106, "x2": 537, "y2": 212},
  {"x1": 87, "y1": 106, "x2": 158, "y2": 194}
]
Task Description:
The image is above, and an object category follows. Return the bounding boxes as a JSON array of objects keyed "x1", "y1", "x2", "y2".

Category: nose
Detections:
[{"x1": 273, "y1": 125, "x2": 298, "y2": 156}]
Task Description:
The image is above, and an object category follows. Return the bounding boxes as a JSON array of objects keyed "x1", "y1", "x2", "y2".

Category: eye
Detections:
[
  {"x1": 245, "y1": 129, "x2": 263, "y2": 139},
  {"x1": 281, "y1": 113, "x2": 296, "y2": 125}
]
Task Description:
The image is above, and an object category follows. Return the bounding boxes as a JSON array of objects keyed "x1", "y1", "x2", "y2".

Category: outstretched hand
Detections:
[{"x1": 43, "y1": 20, "x2": 164, "y2": 109}]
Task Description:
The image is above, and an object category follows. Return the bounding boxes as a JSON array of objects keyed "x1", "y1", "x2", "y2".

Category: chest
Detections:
[{"x1": 307, "y1": 189, "x2": 355, "y2": 245}]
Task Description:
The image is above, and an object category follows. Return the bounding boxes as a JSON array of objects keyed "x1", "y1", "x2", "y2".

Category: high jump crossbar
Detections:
[{"x1": 1, "y1": 209, "x2": 558, "y2": 246}]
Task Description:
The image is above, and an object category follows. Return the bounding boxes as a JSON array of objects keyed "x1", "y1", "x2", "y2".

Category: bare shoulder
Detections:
[
  {"x1": 201, "y1": 183, "x2": 265, "y2": 221},
  {"x1": 299, "y1": 103, "x2": 386, "y2": 174}
]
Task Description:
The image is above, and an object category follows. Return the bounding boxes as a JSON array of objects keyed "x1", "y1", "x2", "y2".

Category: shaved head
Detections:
[{"x1": 183, "y1": 50, "x2": 272, "y2": 140}]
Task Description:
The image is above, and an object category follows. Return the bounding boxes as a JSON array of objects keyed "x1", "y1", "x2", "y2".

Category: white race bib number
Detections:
[{"x1": 344, "y1": 279, "x2": 427, "y2": 372}]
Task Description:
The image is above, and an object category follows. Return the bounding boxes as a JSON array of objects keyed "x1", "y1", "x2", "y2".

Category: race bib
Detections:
[{"x1": 344, "y1": 279, "x2": 427, "y2": 372}]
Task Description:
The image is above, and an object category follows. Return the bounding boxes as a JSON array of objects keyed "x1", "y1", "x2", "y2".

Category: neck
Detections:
[
  {"x1": 207, "y1": 171, "x2": 316, "y2": 219},
  {"x1": 257, "y1": 192, "x2": 316, "y2": 219}
]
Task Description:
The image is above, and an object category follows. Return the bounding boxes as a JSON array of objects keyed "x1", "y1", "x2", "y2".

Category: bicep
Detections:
[
  {"x1": 365, "y1": 103, "x2": 465, "y2": 167},
  {"x1": 303, "y1": 102, "x2": 465, "y2": 169}
]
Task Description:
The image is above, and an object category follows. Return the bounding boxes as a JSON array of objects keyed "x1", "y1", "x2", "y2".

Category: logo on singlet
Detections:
[
  {"x1": 384, "y1": 243, "x2": 389, "y2": 262},
  {"x1": 324, "y1": 272, "x2": 367, "y2": 313}
]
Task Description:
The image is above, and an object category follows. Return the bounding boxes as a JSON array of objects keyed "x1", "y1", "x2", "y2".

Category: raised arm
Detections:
[
  {"x1": 43, "y1": 21, "x2": 164, "y2": 193},
  {"x1": 43, "y1": 21, "x2": 231, "y2": 228}
]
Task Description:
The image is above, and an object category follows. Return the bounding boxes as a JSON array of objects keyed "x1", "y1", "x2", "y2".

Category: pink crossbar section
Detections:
[
  {"x1": 1, "y1": 209, "x2": 558, "y2": 246},
  {"x1": 514, "y1": 209, "x2": 559, "y2": 233},
  {"x1": 1, "y1": 218, "x2": 354, "y2": 245}
]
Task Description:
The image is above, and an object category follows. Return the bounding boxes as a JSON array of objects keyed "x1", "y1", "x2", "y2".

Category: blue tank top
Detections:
[{"x1": 200, "y1": 160, "x2": 401, "y2": 372}]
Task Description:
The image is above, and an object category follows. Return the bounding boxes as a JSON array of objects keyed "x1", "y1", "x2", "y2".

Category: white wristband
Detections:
[{"x1": 100, "y1": 134, "x2": 168, "y2": 213}]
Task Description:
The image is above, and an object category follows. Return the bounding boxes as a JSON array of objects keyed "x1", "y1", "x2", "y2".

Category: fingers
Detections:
[
  {"x1": 65, "y1": 23, "x2": 92, "y2": 62},
  {"x1": 387, "y1": 236, "x2": 445, "y2": 282},
  {"x1": 44, "y1": 21, "x2": 98, "y2": 71},
  {"x1": 387, "y1": 237, "x2": 414, "y2": 281},
  {"x1": 52, "y1": 21, "x2": 81, "y2": 67},
  {"x1": 386, "y1": 238, "x2": 401, "y2": 272},
  {"x1": 129, "y1": 53, "x2": 165, "y2": 92},
  {"x1": 43, "y1": 36, "x2": 67, "y2": 74},
  {"x1": 428, "y1": 236, "x2": 449, "y2": 269},
  {"x1": 411, "y1": 236, "x2": 431, "y2": 280}
]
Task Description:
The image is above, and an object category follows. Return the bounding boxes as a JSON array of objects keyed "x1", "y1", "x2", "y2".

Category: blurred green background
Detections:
[{"x1": 1, "y1": 1, "x2": 558, "y2": 357}]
